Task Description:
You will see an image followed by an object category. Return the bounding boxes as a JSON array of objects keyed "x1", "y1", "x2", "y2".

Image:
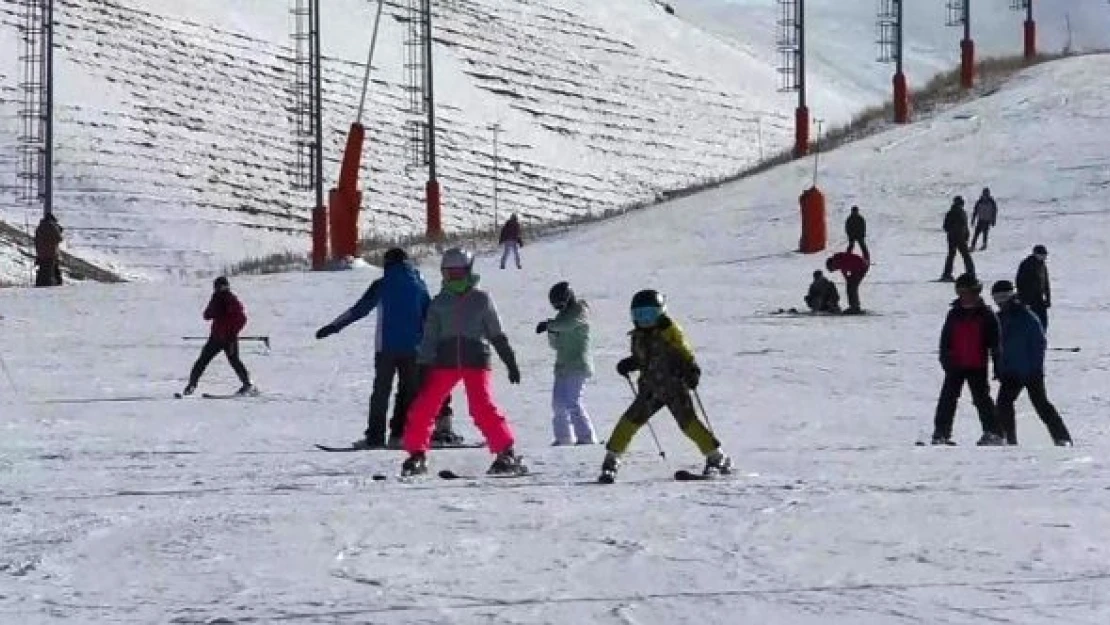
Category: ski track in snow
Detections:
[{"x1": 3, "y1": 56, "x2": 1110, "y2": 623}]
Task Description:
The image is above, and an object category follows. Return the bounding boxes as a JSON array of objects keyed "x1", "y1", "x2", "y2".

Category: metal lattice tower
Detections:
[
  {"x1": 876, "y1": 0, "x2": 901, "y2": 65},
  {"x1": 946, "y1": 0, "x2": 966, "y2": 27},
  {"x1": 289, "y1": 0, "x2": 321, "y2": 199},
  {"x1": 776, "y1": 0, "x2": 801, "y2": 93},
  {"x1": 403, "y1": 0, "x2": 431, "y2": 171},
  {"x1": 17, "y1": 0, "x2": 52, "y2": 216},
  {"x1": 1009, "y1": 0, "x2": 1028, "y2": 9}
]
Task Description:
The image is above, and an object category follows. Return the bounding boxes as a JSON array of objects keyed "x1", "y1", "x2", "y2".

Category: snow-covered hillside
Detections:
[
  {"x1": 2, "y1": 55, "x2": 1109, "y2": 623},
  {"x1": 3, "y1": 0, "x2": 1107, "y2": 282}
]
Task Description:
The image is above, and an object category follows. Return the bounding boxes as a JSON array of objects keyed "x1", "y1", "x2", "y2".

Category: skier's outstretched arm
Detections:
[{"x1": 315, "y1": 280, "x2": 381, "y2": 339}]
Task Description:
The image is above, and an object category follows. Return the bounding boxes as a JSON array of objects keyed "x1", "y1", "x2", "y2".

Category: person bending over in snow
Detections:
[
  {"x1": 930, "y1": 273, "x2": 1004, "y2": 446},
  {"x1": 804, "y1": 270, "x2": 841, "y2": 314},
  {"x1": 536, "y1": 281, "x2": 598, "y2": 446},
  {"x1": 182, "y1": 277, "x2": 255, "y2": 396},
  {"x1": 989, "y1": 280, "x2": 1072, "y2": 446},
  {"x1": 400, "y1": 248, "x2": 524, "y2": 476},
  {"x1": 599, "y1": 289, "x2": 731, "y2": 482},
  {"x1": 825, "y1": 251, "x2": 869, "y2": 314}
]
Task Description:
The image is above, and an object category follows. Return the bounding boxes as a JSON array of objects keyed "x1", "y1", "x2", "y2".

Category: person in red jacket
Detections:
[
  {"x1": 182, "y1": 276, "x2": 255, "y2": 396},
  {"x1": 930, "y1": 273, "x2": 1004, "y2": 446},
  {"x1": 825, "y1": 251, "x2": 869, "y2": 314}
]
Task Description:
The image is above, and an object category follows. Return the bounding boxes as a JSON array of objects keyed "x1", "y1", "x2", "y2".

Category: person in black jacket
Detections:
[
  {"x1": 804, "y1": 270, "x2": 841, "y2": 313},
  {"x1": 940, "y1": 196, "x2": 975, "y2": 282},
  {"x1": 844, "y1": 206, "x2": 869, "y2": 261},
  {"x1": 931, "y1": 273, "x2": 1004, "y2": 446},
  {"x1": 970, "y1": 188, "x2": 998, "y2": 251},
  {"x1": 1015, "y1": 244, "x2": 1051, "y2": 331}
]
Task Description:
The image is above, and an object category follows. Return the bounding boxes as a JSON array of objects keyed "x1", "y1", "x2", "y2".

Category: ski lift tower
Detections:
[
  {"x1": 18, "y1": 0, "x2": 53, "y2": 219},
  {"x1": 776, "y1": 0, "x2": 807, "y2": 158},
  {"x1": 291, "y1": 0, "x2": 326, "y2": 269},
  {"x1": 946, "y1": 0, "x2": 975, "y2": 89},
  {"x1": 1010, "y1": 0, "x2": 1036, "y2": 60},
  {"x1": 877, "y1": 0, "x2": 909, "y2": 123},
  {"x1": 404, "y1": 0, "x2": 443, "y2": 240}
]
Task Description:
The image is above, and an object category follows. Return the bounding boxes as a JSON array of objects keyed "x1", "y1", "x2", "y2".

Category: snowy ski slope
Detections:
[
  {"x1": 3, "y1": 0, "x2": 1107, "y2": 281},
  {"x1": 3, "y1": 54, "x2": 1110, "y2": 623}
]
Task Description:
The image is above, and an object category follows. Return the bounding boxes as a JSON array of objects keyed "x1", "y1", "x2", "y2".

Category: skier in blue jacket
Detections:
[
  {"x1": 315, "y1": 248, "x2": 458, "y2": 449},
  {"x1": 990, "y1": 280, "x2": 1072, "y2": 446}
]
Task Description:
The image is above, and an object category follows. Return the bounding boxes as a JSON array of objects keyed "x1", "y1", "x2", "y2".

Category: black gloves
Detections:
[
  {"x1": 535, "y1": 320, "x2": 550, "y2": 334},
  {"x1": 491, "y1": 335, "x2": 521, "y2": 384},
  {"x1": 684, "y1": 363, "x2": 701, "y2": 390},
  {"x1": 315, "y1": 324, "x2": 339, "y2": 340},
  {"x1": 616, "y1": 357, "x2": 638, "y2": 378}
]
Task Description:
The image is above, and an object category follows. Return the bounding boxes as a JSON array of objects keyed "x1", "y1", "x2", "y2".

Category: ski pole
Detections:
[
  {"x1": 692, "y1": 389, "x2": 716, "y2": 435},
  {"x1": 624, "y1": 375, "x2": 666, "y2": 460}
]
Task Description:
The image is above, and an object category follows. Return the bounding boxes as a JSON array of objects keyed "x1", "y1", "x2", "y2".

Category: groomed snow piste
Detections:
[{"x1": 2, "y1": 54, "x2": 1110, "y2": 624}]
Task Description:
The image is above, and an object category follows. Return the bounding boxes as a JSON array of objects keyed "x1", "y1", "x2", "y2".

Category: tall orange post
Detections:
[
  {"x1": 426, "y1": 180, "x2": 443, "y2": 240},
  {"x1": 960, "y1": 38, "x2": 975, "y2": 88},
  {"x1": 794, "y1": 105, "x2": 810, "y2": 158},
  {"x1": 893, "y1": 71, "x2": 910, "y2": 124},
  {"x1": 328, "y1": 122, "x2": 365, "y2": 260},
  {"x1": 798, "y1": 186, "x2": 826, "y2": 253}
]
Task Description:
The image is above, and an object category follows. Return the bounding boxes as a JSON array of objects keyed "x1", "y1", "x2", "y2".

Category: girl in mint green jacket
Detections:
[{"x1": 535, "y1": 282, "x2": 598, "y2": 445}]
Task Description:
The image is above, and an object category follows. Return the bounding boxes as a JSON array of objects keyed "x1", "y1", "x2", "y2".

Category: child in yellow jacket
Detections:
[{"x1": 600, "y1": 289, "x2": 731, "y2": 482}]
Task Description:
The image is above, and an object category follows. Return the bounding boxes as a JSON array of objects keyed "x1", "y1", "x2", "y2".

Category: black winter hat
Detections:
[
  {"x1": 991, "y1": 280, "x2": 1014, "y2": 295},
  {"x1": 813, "y1": 270, "x2": 823, "y2": 279},
  {"x1": 954, "y1": 273, "x2": 980, "y2": 292},
  {"x1": 548, "y1": 281, "x2": 575, "y2": 310},
  {"x1": 213, "y1": 276, "x2": 230, "y2": 291},
  {"x1": 631, "y1": 289, "x2": 665, "y2": 310},
  {"x1": 383, "y1": 247, "x2": 408, "y2": 266},
  {"x1": 1033, "y1": 244, "x2": 1048, "y2": 256},
  {"x1": 953, "y1": 196, "x2": 965, "y2": 207}
]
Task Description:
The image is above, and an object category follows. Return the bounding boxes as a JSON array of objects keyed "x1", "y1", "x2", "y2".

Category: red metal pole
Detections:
[
  {"x1": 794, "y1": 105, "x2": 810, "y2": 158},
  {"x1": 893, "y1": 72, "x2": 909, "y2": 123},
  {"x1": 426, "y1": 180, "x2": 443, "y2": 240}
]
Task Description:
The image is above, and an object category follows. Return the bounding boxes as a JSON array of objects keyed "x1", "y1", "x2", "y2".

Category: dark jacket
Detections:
[
  {"x1": 972, "y1": 197, "x2": 997, "y2": 226},
  {"x1": 939, "y1": 298, "x2": 999, "y2": 371},
  {"x1": 34, "y1": 217, "x2": 63, "y2": 262},
  {"x1": 845, "y1": 212, "x2": 866, "y2": 239},
  {"x1": 205, "y1": 291, "x2": 247, "y2": 341},
  {"x1": 499, "y1": 217, "x2": 522, "y2": 245},
  {"x1": 1015, "y1": 255, "x2": 1050, "y2": 307},
  {"x1": 622, "y1": 315, "x2": 699, "y2": 401},
  {"x1": 806, "y1": 276, "x2": 840, "y2": 312},
  {"x1": 943, "y1": 205, "x2": 969, "y2": 241},
  {"x1": 996, "y1": 300, "x2": 1046, "y2": 378},
  {"x1": 328, "y1": 261, "x2": 431, "y2": 353}
]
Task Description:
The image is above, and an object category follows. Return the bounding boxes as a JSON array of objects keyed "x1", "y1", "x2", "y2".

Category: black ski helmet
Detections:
[
  {"x1": 990, "y1": 280, "x2": 1014, "y2": 295},
  {"x1": 383, "y1": 247, "x2": 408, "y2": 266},
  {"x1": 213, "y1": 276, "x2": 230, "y2": 291},
  {"x1": 630, "y1": 289, "x2": 665, "y2": 310},
  {"x1": 548, "y1": 281, "x2": 575, "y2": 310},
  {"x1": 954, "y1": 273, "x2": 981, "y2": 292}
]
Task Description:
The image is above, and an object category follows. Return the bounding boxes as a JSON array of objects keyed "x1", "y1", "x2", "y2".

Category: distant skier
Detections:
[
  {"x1": 182, "y1": 276, "x2": 255, "y2": 396},
  {"x1": 400, "y1": 248, "x2": 524, "y2": 476},
  {"x1": 825, "y1": 251, "x2": 869, "y2": 314},
  {"x1": 499, "y1": 213, "x2": 523, "y2": 269},
  {"x1": 940, "y1": 196, "x2": 975, "y2": 282},
  {"x1": 804, "y1": 270, "x2": 841, "y2": 314},
  {"x1": 315, "y1": 247, "x2": 457, "y2": 449},
  {"x1": 33, "y1": 213, "x2": 64, "y2": 287},
  {"x1": 1015, "y1": 244, "x2": 1051, "y2": 331},
  {"x1": 536, "y1": 281, "x2": 598, "y2": 445},
  {"x1": 930, "y1": 273, "x2": 1004, "y2": 446},
  {"x1": 970, "y1": 187, "x2": 997, "y2": 251},
  {"x1": 844, "y1": 205, "x2": 869, "y2": 261},
  {"x1": 600, "y1": 289, "x2": 731, "y2": 482},
  {"x1": 989, "y1": 280, "x2": 1072, "y2": 446}
]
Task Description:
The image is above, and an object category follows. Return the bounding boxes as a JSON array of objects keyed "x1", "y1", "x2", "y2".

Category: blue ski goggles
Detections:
[{"x1": 631, "y1": 306, "x2": 663, "y2": 326}]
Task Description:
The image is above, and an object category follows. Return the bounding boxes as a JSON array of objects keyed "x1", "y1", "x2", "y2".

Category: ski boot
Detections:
[
  {"x1": 350, "y1": 437, "x2": 381, "y2": 451},
  {"x1": 1054, "y1": 437, "x2": 1074, "y2": 447},
  {"x1": 386, "y1": 436, "x2": 404, "y2": 449},
  {"x1": 704, "y1": 449, "x2": 733, "y2": 476},
  {"x1": 976, "y1": 432, "x2": 1005, "y2": 446},
  {"x1": 598, "y1": 452, "x2": 620, "y2": 484},
  {"x1": 180, "y1": 384, "x2": 196, "y2": 397},
  {"x1": 401, "y1": 452, "x2": 428, "y2": 477},
  {"x1": 431, "y1": 429, "x2": 465, "y2": 448},
  {"x1": 236, "y1": 383, "x2": 258, "y2": 396},
  {"x1": 930, "y1": 433, "x2": 956, "y2": 446},
  {"x1": 487, "y1": 448, "x2": 527, "y2": 476}
]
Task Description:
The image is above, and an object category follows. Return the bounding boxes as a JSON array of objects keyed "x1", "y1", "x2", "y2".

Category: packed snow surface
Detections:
[{"x1": 2, "y1": 55, "x2": 1110, "y2": 623}]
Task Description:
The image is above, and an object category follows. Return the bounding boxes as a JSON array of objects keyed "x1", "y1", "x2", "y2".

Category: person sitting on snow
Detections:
[{"x1": 804, "y1": 270, "x2": 841, "y2": 314}]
